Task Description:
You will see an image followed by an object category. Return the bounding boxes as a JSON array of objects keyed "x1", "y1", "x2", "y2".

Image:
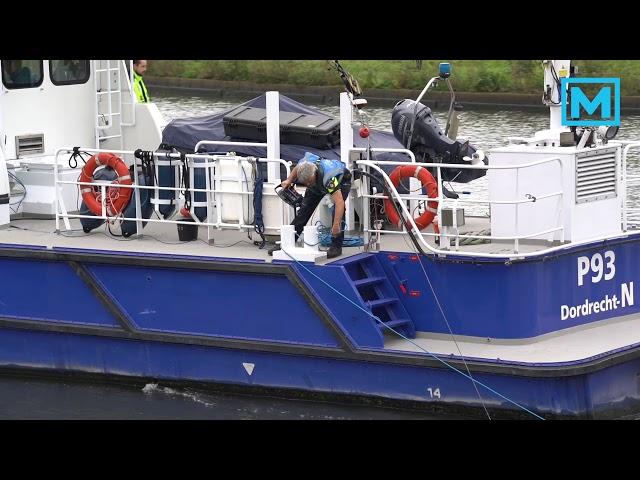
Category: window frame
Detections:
[
  {"x1": 1, "y1": 60, "x2": 45, "y2": 90},
  {"x1": 49, "y1": 60, "x2": 91, "y2": 86}
]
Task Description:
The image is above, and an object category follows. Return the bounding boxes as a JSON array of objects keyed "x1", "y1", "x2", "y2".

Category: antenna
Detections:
[{"x1": 330, "y1": 61, "x2": 363, "y2": 99}]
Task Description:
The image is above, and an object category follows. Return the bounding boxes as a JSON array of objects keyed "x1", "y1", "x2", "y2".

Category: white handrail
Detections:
[
  {"x1": 350, "y1": 147, "x2": 417, "y2": 163},
  {"x1": 120, "y1": 60, "x2": 136, "y2": 127},
  {"x1": 358, "y1": 157, "x2": 562, "y2": 171},
  {"x1": 621, "y1": 142, "x2": 640, "y2": 231},
  {"x1": 362, "y1": 226, "x2": 564, "y2": 242},
  {"x1": 355, "y1": 156, "x2": 575, "y2": 259},
  {"x1": 361, "y1": 191, "x2": 563, "y2": 205},
  {"x1": 53, "y1": 148, "x2": 292, "y2": 235},
  {"x1": 47, "y1": 142, "x2": 640, "y2": 261},
  {"x1": 195, "y1": 140, "x2": 268, "y2": 151},
  {"x1": 405, "y1": 76, "x2": 441, "y2": 148}
]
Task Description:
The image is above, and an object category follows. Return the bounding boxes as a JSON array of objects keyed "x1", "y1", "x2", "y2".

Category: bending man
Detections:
[{"x1": 276, "y1": 153, "x2": 352, "y2": 259}]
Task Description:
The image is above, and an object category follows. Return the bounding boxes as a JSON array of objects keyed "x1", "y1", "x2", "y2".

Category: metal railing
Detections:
[
  {"x1": 53, "y1": 147, "x2": 291, "y2": 244},
  {"x1": 93, "y1": 60, "x2": 125, "y2": 150},
  {"x1": 120, "y1": 60, "x2": 136, "y2": 127},
  {"x1": 194, "y1": 139, "x2": 294, "y2": 227},
  {"x1": 48, "y1": 141, "x2": 640, "y2": 261},
  {"x1": 355, "y1": 152, "x2": 568, "y2": 258},
  {"x1": 621, "y1": 142, "x2": 640, "y2": 231}
]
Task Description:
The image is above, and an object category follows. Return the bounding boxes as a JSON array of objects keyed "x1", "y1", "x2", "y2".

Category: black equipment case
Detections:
[{"x1": 223, "y1": 106, "x2": 341, "y2": 149}]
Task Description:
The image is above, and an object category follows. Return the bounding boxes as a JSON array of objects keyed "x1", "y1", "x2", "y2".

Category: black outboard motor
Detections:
[{"x1": 391, "y1": 99, "x2": 488, "y2": 183}]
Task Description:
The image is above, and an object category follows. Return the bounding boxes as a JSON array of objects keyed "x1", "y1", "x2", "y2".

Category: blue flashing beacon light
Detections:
[{"x1": 439, "y1": 63, "x2": 451, "y2": 79}]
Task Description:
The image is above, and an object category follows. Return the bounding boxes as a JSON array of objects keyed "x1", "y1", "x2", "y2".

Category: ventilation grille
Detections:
[
  {"x1": 575, "y1": 148, "x2": 617, "y2": 204},
  {"x1": 15, "y1": 134, "x2": 44, "y2": 157}
]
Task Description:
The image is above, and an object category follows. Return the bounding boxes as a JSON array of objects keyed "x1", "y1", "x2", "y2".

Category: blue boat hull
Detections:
[
  {"x1": 3, "y1": 324, "x2": 640, "y2": 419},
  {"x1": 2, "y1": 239, "x2": 640, "y2": 419}
]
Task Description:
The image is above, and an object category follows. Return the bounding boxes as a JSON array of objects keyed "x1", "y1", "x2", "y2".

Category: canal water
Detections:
[{"x1": 3, "y1": 87, "x2": 639, "y2": 420}]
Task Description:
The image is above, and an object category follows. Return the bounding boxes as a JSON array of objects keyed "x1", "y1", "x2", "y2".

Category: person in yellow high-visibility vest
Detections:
[{"x1": 133, "y1": 60, "x2": 150, "y2": 103}]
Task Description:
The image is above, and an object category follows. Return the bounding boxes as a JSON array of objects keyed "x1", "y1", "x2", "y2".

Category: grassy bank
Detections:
[{"x1": 148, "y1": 60, "x2": 640, "y2": 95}]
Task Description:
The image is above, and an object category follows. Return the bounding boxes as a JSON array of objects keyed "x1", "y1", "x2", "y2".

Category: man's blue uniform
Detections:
[{"x1": 291, "y1": 153, "x2": 352, "y2": 246}]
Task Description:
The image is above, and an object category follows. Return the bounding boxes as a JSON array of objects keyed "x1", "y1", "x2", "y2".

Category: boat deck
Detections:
[
  {"x1": 0, "y1": 215, "x2": 555, "y2": 263},
  {"x1": 384, "y1": 311, "x2": 640, "y2": 364}
]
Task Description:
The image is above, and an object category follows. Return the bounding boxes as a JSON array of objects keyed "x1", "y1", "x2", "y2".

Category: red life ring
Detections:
[
  {"x1": 78, "y1": 152, "x2": 132, "y2": 216},
  {"x1": 384, "y1": 164, "x2": 438, "y2": 230}
]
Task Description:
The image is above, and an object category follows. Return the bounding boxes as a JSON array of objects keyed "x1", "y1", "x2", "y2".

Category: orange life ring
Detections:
[
  {"x1": 78, "y1": 152, "x2": 132, "y2": 216},
  {"x1": 384, "y1": 164, "x2": 438, "y2": 230}
]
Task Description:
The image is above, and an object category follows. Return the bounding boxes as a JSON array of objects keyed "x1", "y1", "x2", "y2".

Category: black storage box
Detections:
[
  {"x1": 223, "y1": 106, "x2": 341, "y2": 149},
  {"x1": 177, "y1": 218, "x2": 198, "y2": 241}
]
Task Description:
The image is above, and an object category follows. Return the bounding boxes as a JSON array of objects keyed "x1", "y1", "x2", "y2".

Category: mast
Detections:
[{"x1": 542, "y1": 60, "x2": 571, "y2": 134}]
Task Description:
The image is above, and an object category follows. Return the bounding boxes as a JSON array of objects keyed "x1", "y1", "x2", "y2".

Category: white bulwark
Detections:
[{"x1": 489, "y1": 143, "x2": 622, "y2": 243}]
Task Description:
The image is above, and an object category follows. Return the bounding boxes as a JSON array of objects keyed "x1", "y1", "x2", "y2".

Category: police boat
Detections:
[{"x1": 0, "y1": 60, "x2": 638, "y2": 419}]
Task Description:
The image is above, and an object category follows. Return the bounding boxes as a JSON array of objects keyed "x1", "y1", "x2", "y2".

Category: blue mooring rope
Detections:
[
  {"x1": 316, "y1": 222, "x2": 363, "y2": 247},
  {"x1": 280, "y1": 247, "x2": 545, "y2": 421}
]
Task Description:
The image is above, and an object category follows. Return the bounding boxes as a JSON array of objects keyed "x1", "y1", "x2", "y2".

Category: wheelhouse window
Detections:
[
  {"x1": 2, "y1": 60, "x2": 44, "y2": 89},
  {"x1": 50, "y1": 60, "x2": 90, "y2": 86}
]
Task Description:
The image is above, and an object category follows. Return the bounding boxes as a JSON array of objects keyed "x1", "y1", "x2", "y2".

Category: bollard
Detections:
[
  {"x1": 280, "y1": 224, "x2": 296, "y2": 250},
  {"x1": 303, "y1": 225, "x2": 319, "y2": 251}
]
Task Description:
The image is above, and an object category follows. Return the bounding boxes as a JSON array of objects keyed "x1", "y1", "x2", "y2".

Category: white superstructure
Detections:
[{"x1": 0, "y1": 60, "x2": 164, "y2": 216}]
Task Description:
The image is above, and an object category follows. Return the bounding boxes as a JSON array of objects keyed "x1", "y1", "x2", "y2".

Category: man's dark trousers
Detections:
[{"x1": 291, "y1": 172, "x2": 352, "y2": 245}]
